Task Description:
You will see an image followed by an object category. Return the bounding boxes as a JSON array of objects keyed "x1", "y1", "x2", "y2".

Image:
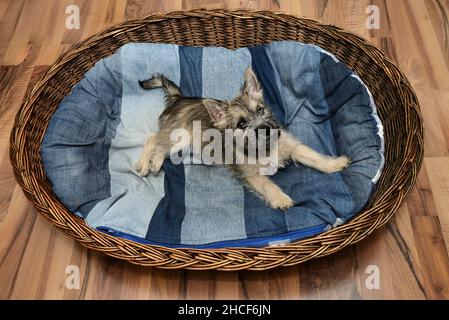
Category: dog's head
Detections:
[{"x1": 203, "y1": 67, "x2": 281, "y2": 151}]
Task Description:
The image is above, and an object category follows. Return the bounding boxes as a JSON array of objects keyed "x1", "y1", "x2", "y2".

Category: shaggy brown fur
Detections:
[{"x1": 136, "y1": 67, "x2": 350, "y2": 210}]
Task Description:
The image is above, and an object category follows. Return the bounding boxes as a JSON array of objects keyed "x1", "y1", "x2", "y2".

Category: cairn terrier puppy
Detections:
[{"x1": 136, "y1": 67, "x2": 350, "y2": 210}]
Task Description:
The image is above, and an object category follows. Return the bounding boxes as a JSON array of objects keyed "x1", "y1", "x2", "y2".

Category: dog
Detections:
[{"x1": 136, "y1": 67, "x2": 350, "y2": 210}]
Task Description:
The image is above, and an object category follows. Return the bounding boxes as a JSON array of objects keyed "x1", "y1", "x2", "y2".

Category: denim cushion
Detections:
[{"x1": 41, "y1": 41, "x2": 384, "y2": 248}]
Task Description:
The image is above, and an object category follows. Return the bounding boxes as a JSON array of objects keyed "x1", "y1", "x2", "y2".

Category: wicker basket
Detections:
[{"x1": 9, "y1": 9, "x2": 423, "y2": 271}]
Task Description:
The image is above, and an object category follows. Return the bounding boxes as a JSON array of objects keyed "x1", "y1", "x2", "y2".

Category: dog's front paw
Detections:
[
  {"x1": 322, "y1": 155, "x2": 351, "y2": 173},
  {"x1": 136, "y1": 156, "x2": 151, "y2": 176},
  {"x1": 136, "y1": 155, "x2": 164, "y2": 177},
  {"x1": 268, "y1": 192, "x2": 295, "y2": 210},
  {"x1": 148, "y1": 154, "x2": 164, "y2": 176}
]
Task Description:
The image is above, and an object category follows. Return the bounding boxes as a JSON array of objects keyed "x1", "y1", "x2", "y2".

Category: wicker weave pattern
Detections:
[{"x1": 9, "y1": 9, "x2": 423, "y2": 271}]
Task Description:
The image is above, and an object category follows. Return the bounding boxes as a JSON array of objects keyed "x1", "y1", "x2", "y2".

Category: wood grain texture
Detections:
[{"x1": 0, "y1": 0, "x2": 448, "y2": 299}]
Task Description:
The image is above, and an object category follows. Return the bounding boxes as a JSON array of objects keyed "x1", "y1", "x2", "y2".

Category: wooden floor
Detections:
[{"x1": 1, "y1": 0, "x2": 449, "y2": 300}]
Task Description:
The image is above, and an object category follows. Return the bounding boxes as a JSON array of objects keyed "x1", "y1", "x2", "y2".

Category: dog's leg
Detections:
[
  {"x1": 136, "y1": 133, "x2": 167, "y2": 176},
  {"x1": 243, "y1": 174, "x2": 295, "y2": 210},
  {"x1": 279, "y1": 132, "x2": 350, "y2": 173}
]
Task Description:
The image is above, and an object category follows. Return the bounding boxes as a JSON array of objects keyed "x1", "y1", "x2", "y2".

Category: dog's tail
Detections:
[{"x1": 139, "y1": 74, "x2": 182, "y2": 98}]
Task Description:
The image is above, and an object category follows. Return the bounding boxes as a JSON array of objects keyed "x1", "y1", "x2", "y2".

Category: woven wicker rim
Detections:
[{"x1": 9, "y1": 9, "x2": 423, "y2": 271}]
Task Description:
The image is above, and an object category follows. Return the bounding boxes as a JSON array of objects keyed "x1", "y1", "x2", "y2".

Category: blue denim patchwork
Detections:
[
  {"x1": 41, "y1": 55, "x2": 122, "y2": 216},
  {"x1": 41, "y1": 41, "x2": 384, "y2": 247}
]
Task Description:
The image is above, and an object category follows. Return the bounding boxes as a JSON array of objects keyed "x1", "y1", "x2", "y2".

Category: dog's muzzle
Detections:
[{"x1": 255, "y1": 122, "x2": 281, "y2": 142}]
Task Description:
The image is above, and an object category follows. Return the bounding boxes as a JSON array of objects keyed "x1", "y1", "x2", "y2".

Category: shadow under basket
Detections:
[{"x1": 9, "y1": 9, "x2": 423, "y2": 271}]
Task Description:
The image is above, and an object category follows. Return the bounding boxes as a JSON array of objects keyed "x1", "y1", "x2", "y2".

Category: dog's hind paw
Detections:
[
  {"x1": 268, "y1": 192, "x2": 295, "y2": 211},
  {"x1": 321, "y1": 155, "x2": 351, "y2": 173}
]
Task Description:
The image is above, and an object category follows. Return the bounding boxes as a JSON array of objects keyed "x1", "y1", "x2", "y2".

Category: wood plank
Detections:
[
  {"x1": 424, "y1": 0, "x2": 449, "y2": 71},
  {"x1": 271, "y1": 0, "x2": 302, "y2": 16},
  {"x1": 61, "y1": 0, "x2": 88, "y2": 45},
  {"x1": 411, "y1": 215, "x2": 449, "y2": 299},
  {"x1": 125, "y1": 0, "x2": 182, "y2": 19},
  {"x1": 407, "y1": 161, "x2": 440, "y2": 217},
  {"x1": 384, "y1": 208, "x2": 429, "y2": 299},
  {"x1": 0, "y1": 187, "x2": 37, "y2": 299},
  {"x1": 228, "y1": 267, "x2": 300, "y2": 299},
  {"x1": 298, "y1": 247, "x2": 361, "y2": 300},
  {"x1": 0, "y1": 61, "x2": 34, "y2": 163},
  {"x1": 238, "y1": 271, "x2": 271, "y2": 299},
  {"x1": 36, "y1": 0, "x2": 75, "y2": 65},
  {"x1": 0, "y1": 0, "x2": 448, "y2": 300},
  {"x1": 425, "y1": 157, "x2": 449, "y2": 257},
  {"x1": 266, "y1": 267, "x2": 300, "y2": 299},
  {"x1": 433, "y1": 90, "x2": 449, "y2": 153},
  {"x1": 29, "y1": 0, "x2": 53, "y2": 45},
  {"x1": 404, "y1": 0, "x2": 449, "y2": 91},
  {"x1": 384, "y1": 0, "x2": 448, "y2": 157},
  {"x1": 184, "y1": 270, "x2": 214, "y2": 300},
  {"x1": 354, "y1": 205, "x2": 432, "y2": 299},
  {"x1": 104, "y1": 0, "x2": 128, "y2": 24},
  {"x1": 2, "y1": 0, "x2": 39, "y2": 65},
  {"x1": 80, "y1": 0, "x2": 109, "y2": 40},
  {"x1": 23, "y1": 222, "x2": 76, "y2": 299},
  {"x1": 149, "y1": 269, "x2": 184, "y2": 299},
  {"x1": 62, "y1": 242, "x2": 89, "y2": 300},
  {"x1": 0, "y1": 0, "x2": 25, "y2": 49},
  {"x1": 0, "y1": 0, "x2": 12, "y2": 23},
  {"x1": 117, "y1": 263, "x2": 153, "y2": 299},
  {"x1": 79, "y1": 253, "x2": 125, "y2": 300},
  {"x1": 213, "y1": 272, "x2": 239, "y2": 299}
]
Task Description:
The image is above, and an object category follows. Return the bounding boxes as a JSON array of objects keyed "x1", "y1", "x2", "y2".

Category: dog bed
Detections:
[
  {"x1": 10, "y1": 10, "x2": 423, "y2": 270},
  {"x1": 41, "y1": 40, "x2": 384, "y2": 248}
]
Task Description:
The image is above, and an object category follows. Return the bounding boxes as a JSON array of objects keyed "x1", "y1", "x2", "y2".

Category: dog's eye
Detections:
[{"x1": 237, "y1": 119, "x2": 246, "y2": 129}]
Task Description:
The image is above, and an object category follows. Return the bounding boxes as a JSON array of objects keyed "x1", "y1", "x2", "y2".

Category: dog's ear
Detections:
[
  {"x1": 203, "y1": 99, "x2": 227, "y2": 124},
  {"x1": 243, "y1": 67, "x2": 263, "y2": 101}
]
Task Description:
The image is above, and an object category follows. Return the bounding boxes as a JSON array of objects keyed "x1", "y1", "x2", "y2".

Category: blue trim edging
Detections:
[{"x1": 97, "y1": 223, "x2": 328, "y2": 249}]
